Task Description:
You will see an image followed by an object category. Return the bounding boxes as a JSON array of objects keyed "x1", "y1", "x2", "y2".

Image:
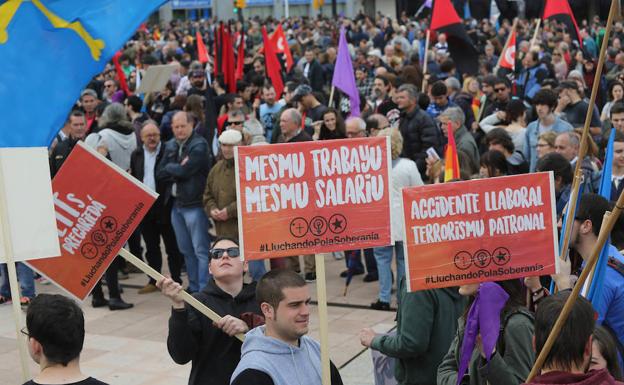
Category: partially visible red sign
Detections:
[
  {"x1": 27, "y1": 142, "x2": 157, "y2": 300},
  {"x1": 402, "y1": 173, "x2": 558, "y2": 292}
]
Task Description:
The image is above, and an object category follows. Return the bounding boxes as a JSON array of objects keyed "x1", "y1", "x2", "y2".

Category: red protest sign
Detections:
[
  {"x1": 27, "y1": 142, "x2": 157, "y2": 300},
  {"x1": 235, "y1": 137, "x2": 392, "y2": 260},
  {"x1": 402, "y1": 173, "x2": 558, "y2": 292}
]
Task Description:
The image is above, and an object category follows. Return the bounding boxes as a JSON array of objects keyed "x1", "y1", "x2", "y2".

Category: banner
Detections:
[
  {"x1": 402, "y1": 173, "x2": 558, "y2": 292},
  {"x1": 235, "y1": 137, "x2": 392, "y2": 260},
  {"x1": 27, "y1": 142, "x2": 157, "y2": 300}
]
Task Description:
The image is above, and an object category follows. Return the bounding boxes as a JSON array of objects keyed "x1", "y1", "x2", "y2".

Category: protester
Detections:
[
  {"x1": 22, "y1": 294, "x2": 107, "y2": 385},
  {"x1": 438, "y1": 280, "x2": 535, "y2": 385},
  {"x1": 590, "y1": 326, "x2": 623, "y2": 381},
  {"x1": 129, "y1": 120, "x2": 183, "y2": 293},
  {"x1": 50, "y1": 110, "x2": 88, "y2": 177},
  {"x1": 522, "y1": 292, "x2": 624, "y2": 385},
  {"x1": 230, "y1": 269, "x2": 343, "y2": 385},
  {"x1": 157, "y1": 111, "x2": 213, "y2": 294},
  {"x1": 158, "y1": 237, "x2": 263, "y2": 385}
]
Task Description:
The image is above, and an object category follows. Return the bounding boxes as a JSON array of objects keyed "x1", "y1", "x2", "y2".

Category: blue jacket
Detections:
[
  {"x1": 517, "y1": 63, "x2": 548, "y2": 102},
  {"x1": 156, "y1": 132, "x2": 212, "y2": 207},
  {"x1": 595, "y1": 246, "x2": 624, "y2": 346},
  {"x1": 524, "y1": 117, "x2": 573, "y2": 172}
]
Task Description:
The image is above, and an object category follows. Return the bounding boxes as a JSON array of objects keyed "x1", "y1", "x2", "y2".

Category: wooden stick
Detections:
[
  {"x1": 558, "y1": 174, "x2": 582, "y2": 263},
  {"x1": 530, "y1": 18, "x2": 542, "y2": 49},
  {"x1": 315, "y1": 253, "x2": 331, "y2": 385},
  {"x1": 526, "y1": 188, "x2": 624, "y2": 381},
  {"x1": 118, "y1": 248, "x2": 244, "y2": 342},
  {"x1": 328, "y1": 85, "x2": 335, "y2": 109},
  {"x1": 421, "y1": 29, "x2": 431, "y2": 93},
  {"x1": 0, "y1": 154, "x2": 31, "y2": 381},
  {"x1": 556, "y1": 0, "x2": 617, "y2": 264}
]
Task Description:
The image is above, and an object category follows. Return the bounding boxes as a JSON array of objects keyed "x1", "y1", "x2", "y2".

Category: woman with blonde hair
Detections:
[
  {"x1": 370, "y1": 128, "x2": 424, "y2": 310},
  {"x1": 462, "y1": 77, "x2": 482, "y2": 121}
]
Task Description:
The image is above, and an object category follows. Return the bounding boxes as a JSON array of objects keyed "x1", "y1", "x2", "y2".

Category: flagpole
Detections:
[
  {"x1": 556, "y1": 0, "x2": 617, "y2": 271},
  {"x1": 0, "y1": 154, "x2": 31, "y2": 381},
  {"x1": 328, "y1": 86, "x2": 335, "y2": 108},
  {"x1": 315, "y1": 254, "x2": 331, "y2": 385},
  {"x1": 284, "y1": 0, "x2": 289, "y2": 18},
  {"x1": 526, "y1": 187, "x2": 624, "y2": 381},
  {"x1": 421, "y1": 29, "x2": 431, "y2": 93},
  {"x1": 530, "y1": 18, "x2": 541, "y2": 49}
]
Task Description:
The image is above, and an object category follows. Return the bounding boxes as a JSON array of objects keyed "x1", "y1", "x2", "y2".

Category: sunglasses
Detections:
[
  {"x1": 210, "y1": 247, "x2": 240, "y2": 259},
  {"x1": 494, "y1": 87, "x2": 507, "y2": 92},
  {"x1": 228, "y1": 121, "x2": 244, "y2": 125}
]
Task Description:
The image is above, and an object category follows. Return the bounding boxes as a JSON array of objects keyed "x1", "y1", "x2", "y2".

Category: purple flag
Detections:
[
  {"x1": 456, "y1": 282, "x2": 509, "y2": 385},
  {"x1": 332, "y1": 28, "x2": 360, "y2": 117}
]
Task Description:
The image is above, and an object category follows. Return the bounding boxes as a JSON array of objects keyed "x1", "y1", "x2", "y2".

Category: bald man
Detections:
[{"x1": 130, "y1": 121, "x2": 183, "y2": 294}]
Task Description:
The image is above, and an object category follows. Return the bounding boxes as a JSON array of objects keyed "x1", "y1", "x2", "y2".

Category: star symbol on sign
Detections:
[
  {"x1": 496, "y1": 252, "x2": 507, "y2": 262},
  {"x1": 331, "y1": 218, "x2": 343, "y2": 230},
  {"x1": 103, "y1": 219, "x2": 114, "y2": 230}
]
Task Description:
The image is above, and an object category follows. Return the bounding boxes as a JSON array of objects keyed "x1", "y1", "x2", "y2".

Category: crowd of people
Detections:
[{"x1": 2, "y1": 6, "x2": 624, "y2": 385}]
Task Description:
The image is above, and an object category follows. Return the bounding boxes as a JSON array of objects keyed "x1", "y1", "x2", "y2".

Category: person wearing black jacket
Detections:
[
  {"x1": 129, "y1": 121, "x2": 183, "y2": 294},
  {"x1": 50, "y1": 110, "x2": 87, "y2": 177},
  {"x1": 156, "y1": 111, "x2": 213, "y2": 294},
  {"x1": 157, "y1": 238, "x2": 263, "y2": 385},
  {"x1": 395, "y1": 83, "x2": 443, "y2": 176},
  {"x1": 302, "y1": 47, "x2": 325, "y2": 92}
]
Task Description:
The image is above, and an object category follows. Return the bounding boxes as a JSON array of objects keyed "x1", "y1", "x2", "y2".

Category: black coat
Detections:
[
  {"x1": 130, "y1": 145, "x2": 170, "y2": 223},
  {"x1": 304, "y1": 59, "x2": 325, "y2": 92},
  {"x1": 156, "y1": 132, "x2": 212, "y2": 208},
  {"x1": 167, "y1": 279, "x2": 263, "y2": 385},
  {"x1": 398, "y1": 106, "x2": 444, "y2": 175},
  {"x1": 49, "y1": 136, "x2": 80, "y2": 177}
]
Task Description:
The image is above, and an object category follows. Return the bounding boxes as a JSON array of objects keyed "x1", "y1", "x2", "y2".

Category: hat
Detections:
[
  {"x1": 367, "y1": 49, "x2": 382, "y2": 59},
  {"x1": 291, "y1": 84, "x2": 313, "y2": 102},
  {"x1": 219, "y1": 129, "x2": 242, "y2": 145}
]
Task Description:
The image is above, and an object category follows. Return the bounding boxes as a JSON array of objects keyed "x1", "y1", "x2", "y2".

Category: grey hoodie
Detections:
[
  {"x1": 230, "y1": 326, "x2": 323, "y2": 385},
  {"x1": 85, "y1": 122, "x2": 136, "y2": 171}
]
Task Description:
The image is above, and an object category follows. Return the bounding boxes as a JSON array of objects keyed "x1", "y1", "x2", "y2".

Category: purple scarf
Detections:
[{"x1": 456, "y1": 282, "x2": 509, "y2": 385}]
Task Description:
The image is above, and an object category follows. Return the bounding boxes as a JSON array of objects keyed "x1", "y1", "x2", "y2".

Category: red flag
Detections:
[
  {"x1": 262, "y1": 26, "x2": 284, "y2": 98},
  {"x1": 235, "y1": 30, "x2": 245, "y2": 81},
  {"x1": 430, "y1": 0, "x2": 478, "y2": 75},
  {"x1": 444, "y1": 122, "x2": 460, "y2": 182},
  {"x1": 196, "y1": 31, "x2": 209, "y2": 64},
  {"x1": 112, "y1": 51, "x2": 131, "y2": 96},
  {"x1": 222, "y1": 26, "x2": 237, "y2": 93},
  {"x1": 543, "y1": 0, "x2": 582, "y2": 48},
  {"x1": 499, "y1": 29, "x2": 516, "y2": 70},
  {"x1": 273, "y1": 24, "x2": 294, "y2": 72}
]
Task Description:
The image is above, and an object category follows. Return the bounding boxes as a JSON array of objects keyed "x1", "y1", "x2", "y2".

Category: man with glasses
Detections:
[
  {"x1": 158, "y1": 237, "x2": 263, "y2": 385},
  {"x1": 225, "y1": 110, "x2": 246, "y2": 133},
  {"x1": 481, "y1": 77, "x2": 512, "y2": 119},
  {"x1": 103, "y1": 79, "x2": 119, "y2": 103}
]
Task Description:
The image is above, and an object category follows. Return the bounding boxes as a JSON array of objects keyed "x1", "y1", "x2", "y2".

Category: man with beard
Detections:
[
  {"x1": 230, "y1": 270, "x2": 343, "y2": 385},
  {"x1": 187, "y1": 69, "x2": 218, "y2": 143},
  {"x1": 259, "y1": 85, "x2": 285, "y2": 141}
]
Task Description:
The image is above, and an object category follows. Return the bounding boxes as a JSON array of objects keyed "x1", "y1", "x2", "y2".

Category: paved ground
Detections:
[{"x1": 0, "y1": 253, "x2": 401, "y2": 385}]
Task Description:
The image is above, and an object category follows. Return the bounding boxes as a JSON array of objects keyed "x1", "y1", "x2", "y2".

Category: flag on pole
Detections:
[
  {"x1": 585, "y1": 128, "x2": 616, "y2": 306},
  {"x1": 196, "y1": 30, "x2": 209, "y2": 63},
  {"x1": 213, "y1": 24, "x2": 221, "y2": 77},
  {"x1": 112, "y1": 51, "x2": 131, "y2": 97},
  {"x1": 332, "y1": 27, "x2": 361, "y2": 117},
  {"x1": 430, "y1": 0, "x2": 479, "y2": 75},
  {"x1": 444, "y1": 122, "x2": 460, "y2": 182},
  {"x1": 499, "y1": 29, "x2": 516, "y2": 71},
  {"x1": 273, "y1": 24, "x2": 294, "y2": 72},
  {"x1": 222, "y1": 25, "x2": 236, "y2": 93},
  {"x1": 262, "y1": 26, "x2": 284, "y2": 98},
  {"x1": 543, "y1": 0, "x2": 583, "y2": 48},
  {"x1": 235, "y1": 28, "x2": 245, "y2": 81},
  {"x1": 0, "y1": 0, "x2": 166, "y2": 147}
]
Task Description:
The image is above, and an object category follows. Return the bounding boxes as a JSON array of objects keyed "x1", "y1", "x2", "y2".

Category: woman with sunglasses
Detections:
[{"x1": 158, "y1": 237, "x2": 264, "y2": 385}]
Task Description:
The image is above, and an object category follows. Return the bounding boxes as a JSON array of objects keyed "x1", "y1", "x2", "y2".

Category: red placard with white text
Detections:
[
  {"x1": 27, "y1": 142, "x2": 157, "y2": 300},
  {"x1": 235, "y1": 137, "x2": 392, "y2": 260},
  {"x1": 402, "y1": 173, "x2": 559, "y2": 292}
]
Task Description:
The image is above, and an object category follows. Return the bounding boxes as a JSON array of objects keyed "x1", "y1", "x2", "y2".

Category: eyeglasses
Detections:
[
  {"x1": 494, "y1": 87, "x2": 507, "y2": 92},
  {"x1": 228, "y1": 121, "x2": 244, "y2": 126},
  {"x1": 104, "y1": 84, "x2": 114, "y2": 88},
  {"x1": 20, "y1": 327, "x2": 29, "y2": 337},
  {"x1": 210, "y1": 247, "x2": 240, "y2": 259}
]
